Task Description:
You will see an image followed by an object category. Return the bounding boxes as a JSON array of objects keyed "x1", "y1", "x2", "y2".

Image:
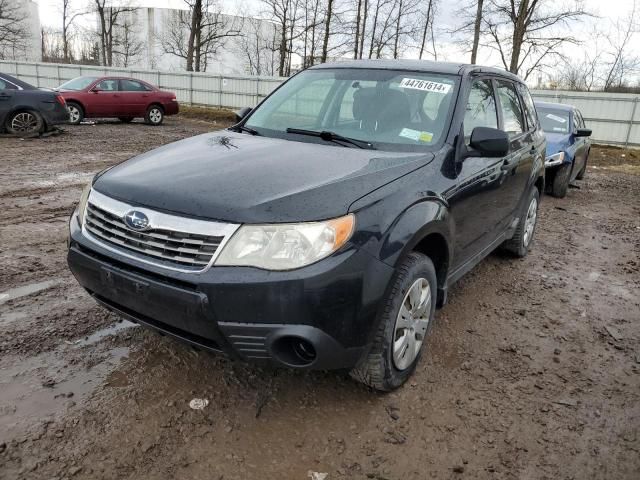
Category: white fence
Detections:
[{"x1": 2, "y1": 60, "x2": 639, "y2": 147}]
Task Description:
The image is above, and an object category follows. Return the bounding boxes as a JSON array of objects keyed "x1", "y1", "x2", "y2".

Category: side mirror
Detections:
[
  {"x1": 91, "y1": 87, "x2": 101, "y2": 93},
  {"x1": 234, "y1": 107, "x2": 252, "y2": 123},
  {"x1": 575, "y1": 128, "x2": 592, "y2": 137},
  {"x1": 468, "y1": 127, "x2": 510, "y2": 157}
]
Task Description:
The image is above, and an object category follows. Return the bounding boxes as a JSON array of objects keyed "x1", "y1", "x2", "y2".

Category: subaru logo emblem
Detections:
[{"x1": 123, "y1": 210, "x2": 150, "y2": 231}]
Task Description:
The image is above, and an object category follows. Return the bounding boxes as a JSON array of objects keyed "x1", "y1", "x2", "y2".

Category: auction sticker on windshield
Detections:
[
  {"x1": 546, "y1": 113, "x2": 567, "y2": 123},
  {"x1": 399, "y1": 78, "x2": 452, "y2": 94}
]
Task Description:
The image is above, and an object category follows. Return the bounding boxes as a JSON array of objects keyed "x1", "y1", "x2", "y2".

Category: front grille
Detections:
[{"x1": 85, "y1": 203, "x2": 224, "y2": 269}]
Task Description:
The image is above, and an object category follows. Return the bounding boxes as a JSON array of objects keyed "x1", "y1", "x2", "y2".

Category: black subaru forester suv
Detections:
[{"x1": 68, "y1": 60, "x2": 545, "y2": 391}]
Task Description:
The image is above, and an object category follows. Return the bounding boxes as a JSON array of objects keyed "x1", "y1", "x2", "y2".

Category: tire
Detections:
[
  {"x1": 550, "y1": 163, "x2": 571, "y2": 198},
  {"x1": 118, "y1": 117, "x2": 134, "y2": 123},
  {"x1": 576, "y1": 151, "x2": 588, "y2": 180},
  {"x1": 350, "y1": 252, "x2": 437, "y2": 391},
  {"x1": 6, "y1": 110, "x2": 44, "y2": 135},
  {"x1": 145, "y1": 105, "x2": 164, "y2": 125},
  {"x1": 502, "y1": 187, "x2": 539, "y2": 258},
  {"x1": 67, "y1": 102, "x2": 84, "y2": 125}
]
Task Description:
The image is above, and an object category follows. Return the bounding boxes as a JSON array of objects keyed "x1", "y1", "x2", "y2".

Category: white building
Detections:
[
  {"x1": 107, "y1": 6, "x2": 279, "y2": 75},
  {"x1": 0, "y1": 0, "x2": 41, "y2": 61}
]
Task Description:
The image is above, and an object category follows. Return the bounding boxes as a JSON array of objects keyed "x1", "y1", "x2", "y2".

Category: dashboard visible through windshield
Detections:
[{"x1": 244, "y1": 68, "x2": 459, "y2": 152}]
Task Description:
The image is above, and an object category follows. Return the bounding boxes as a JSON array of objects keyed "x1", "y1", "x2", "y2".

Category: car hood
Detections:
[
  {"x1": 545, "y1": 132, "x2": 571, "y2": 156},
  {"x1": 93, "y1": 131, "x2": 434, "y2": 223}
]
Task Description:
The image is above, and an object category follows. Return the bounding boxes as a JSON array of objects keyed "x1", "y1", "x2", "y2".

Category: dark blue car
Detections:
[{"x1": 534, "y1": 101, "x2": 592, "y2": 197}]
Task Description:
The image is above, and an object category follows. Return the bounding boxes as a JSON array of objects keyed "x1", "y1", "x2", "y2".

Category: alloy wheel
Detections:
[
  {"x1": 392, "y1": 277, "x2": 431, "y2": 370},
  {"x1": 523, "y1": 197, "x2": 538, "y2": 247},
  {"x1": 149, "y1": 108, "x2": 162, "y2": 124},
  {"x1": 68, "y1": 105, "x2": 80, "y2": 123},
  {"x1": 11, "y1": 112, "x2": 38, "y2": 133}
]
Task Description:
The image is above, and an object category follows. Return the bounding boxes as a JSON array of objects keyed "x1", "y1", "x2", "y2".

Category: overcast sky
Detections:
[{"x1": 35, "y1": 0, "x2": 639, "y2": 74}]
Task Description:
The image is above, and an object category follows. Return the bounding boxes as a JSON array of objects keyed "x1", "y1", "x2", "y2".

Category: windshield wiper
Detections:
[
  {"x1": 230, "y1": 124, "x2": 259, "y2": 135},
  {"x1": 286, "y1": 128, "x2": 375, "y2": 150}
]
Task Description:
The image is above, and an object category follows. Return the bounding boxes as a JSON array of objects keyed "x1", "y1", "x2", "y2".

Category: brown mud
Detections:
[{"x1": 1, "y1": 119, "x2": 638, "y2": 479}]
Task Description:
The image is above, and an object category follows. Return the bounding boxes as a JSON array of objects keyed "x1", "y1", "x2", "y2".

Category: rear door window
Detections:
[
  {"x1": 120, "y1": 79, "x2": 151, "y2": 91},
  {"x1": 463, "y1": 79, "x2": 498, "y2": 140},
  {"x1": 496, "y1": 81, "x2": 525, "y2": 136}
]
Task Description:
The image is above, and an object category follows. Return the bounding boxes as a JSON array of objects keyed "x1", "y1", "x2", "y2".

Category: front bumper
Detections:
[{"x1": 67, "y1": 212, "x2": 394, "y2": 370}]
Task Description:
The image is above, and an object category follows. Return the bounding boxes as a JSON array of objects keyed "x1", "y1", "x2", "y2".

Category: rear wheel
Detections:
[
  {"x1": 550, "y1": 163, "x2": 571, "y2": 198},
  {"x1": 67, "y1": 102, "x2": 83, "y2": 125},
  {"x1": 350, "y1": 252, "x2": 437, "y2": 391},
  {"x1": 502, "y1": 188, "x2": 539, "y2": 257},
  {"x1": 145, "y1": 105, "x2": 164, "y2": 126},
  {"x1": 118, "y1": 117, "x2": 134, "y2": 123},
  {"x1": 6, "y1": 110, "x2": 44, "y2": 135}
]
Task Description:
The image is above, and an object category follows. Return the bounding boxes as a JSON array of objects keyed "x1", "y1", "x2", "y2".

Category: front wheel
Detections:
[
  {"x1": 576, "y1": 152, "x2": 588, "y2": 180},
  {"x1": 144, "y1": 106, "x2": 164, "y2": 126},
  {"x1": 502, "y1": 188, "x2": 539, "y2": 257},
  {"x1": 66, "y1": 102, "x2": 83, "y2": 125},
  {"x1": 6, "y1": 110, "x2": 44, "y2": 135},
  {"x1": 550, "y1": 163, "x2": 571, "y2": 198},
  {"x1": 350, "y1": 252, "x2": 437, "y2": 391}
]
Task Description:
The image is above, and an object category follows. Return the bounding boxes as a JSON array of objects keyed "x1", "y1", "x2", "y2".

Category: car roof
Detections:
[
  {"x1": 310, "y1": 59, "x2": 524, "y2": 83},
  {"x1": 0, "y1": 72, "x2": 37, "y2": 90},
  {"x1": 534, "y1": 101, "x2": 575, "y2": 112}
]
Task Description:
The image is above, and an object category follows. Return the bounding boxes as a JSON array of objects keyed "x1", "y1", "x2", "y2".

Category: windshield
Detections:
[
  {"x1": 58, "y1": 76, "x2": 99, "y2": 91},
  {"x1": 245, "y1": 68, "x2": 459, "y2": 151},
  {"x1": 538, "y1": 108, "x2": 570, "y2": 134}
]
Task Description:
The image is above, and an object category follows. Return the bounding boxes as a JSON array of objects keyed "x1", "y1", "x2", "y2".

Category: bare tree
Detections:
[
  {"x1": 480, "y1": 0, "x2": 589, "y2": 80},
  {"x1": 237, "y1": 18, "x2": 280, "y2": 75},
  {"x1": 94, "y1": 0, "x2": 139, "y2": 67},
  {"x1": 161, "y1": 0, "x2": 243, "y2": 72},
  {"x1": 61, "y1": 0, "x2": 86, "y2": 63},
  {"x1": 602, "y1": 0, "x2": 639, "y2": 91},
  {"x1": 418, "y1": 0, "x2": 436, "y2": 59},
  {"x1": 41, "y1": 27, "x2": 65, "y2": 63},
  {"x1": 112, "y1": 12, "x2": 145, "y2": 67},
  {"x1": 470, "y1": 0, "x2": 483, "y2": 63},
  {"x1": 0, "y1": 0, "x2": 29, "y2": 60}
]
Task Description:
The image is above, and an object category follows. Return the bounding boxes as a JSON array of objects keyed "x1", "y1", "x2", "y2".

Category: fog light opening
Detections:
[{"x1": 272, "y1": 336, "x2": 317, "y2": 367}]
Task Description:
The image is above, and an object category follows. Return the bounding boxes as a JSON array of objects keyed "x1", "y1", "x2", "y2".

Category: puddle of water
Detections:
[
  {"x1": 75, "y1": 320, "x2": 138, "y2": 347},
  {"x1": 0, "y1": 346, "x2": 130, "y2": 443},
  {"x1": 0, "y1": 279, "x2": 61, "y2": 306}
]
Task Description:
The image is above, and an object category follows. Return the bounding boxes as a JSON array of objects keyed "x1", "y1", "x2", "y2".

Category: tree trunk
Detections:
[
  {"x1": 418, "y1": 0, "x2": 433, "y2": 59},
  {"x1": 354, "y1": 0, "x2": 362, "y2": 59},
  {"x1": 470, "y1": 0, "x2": 483, "y2": 64},
  {"x1": 368, "y1": 1, "x2": 380, "y2": 59},
  {"x1": 186, "y1": 0, "x2": 202, "y2": 72},
  {"x1": 393, "y1": 0, "x2": 403, "y2": 59},
  {"x1": 509, "y1": 0, "x2": 528, "y2": 74},
  {"x1": 321, "y1": 0, "x2": 334, "y2": 62},
  {"x1": 359, "y1": 0, "x2": 368, "y2": 58}
]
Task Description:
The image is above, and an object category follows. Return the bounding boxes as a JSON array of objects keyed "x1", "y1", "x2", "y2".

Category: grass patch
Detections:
[{"x1": 178, "y1": 105, "x2": 237, "y2": 126}]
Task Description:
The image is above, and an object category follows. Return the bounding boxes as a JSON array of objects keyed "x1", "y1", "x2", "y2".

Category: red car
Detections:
[{"x1": 57, "y1": 76, "x2": 179, "y2": 126}]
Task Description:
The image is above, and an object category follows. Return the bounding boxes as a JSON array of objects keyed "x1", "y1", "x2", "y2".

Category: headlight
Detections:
[
  {"x1": 215, "y1": 214, "x2": 355, "y2": 270},
  {"x1": 76, "y1": 182, "x2": 92, "y2": 226},
  {"x1": 545, "y1": 152, "x2": 565, "y2": 166}
]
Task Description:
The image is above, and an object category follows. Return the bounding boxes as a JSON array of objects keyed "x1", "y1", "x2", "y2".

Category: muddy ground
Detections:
[{"x1": 0, "y1": 118, "x2": 638, "y2": 480}]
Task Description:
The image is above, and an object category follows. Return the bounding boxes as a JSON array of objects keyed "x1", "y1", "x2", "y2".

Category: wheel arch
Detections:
[
  {"x1": 65, "y1": 98, "x2": 85, "y2": 112},
  {"x1": 4, "y1": 107, "x2": 45, "y2": 130},
  {"x1": 378, "y1": 199, "x2": 453, "y2": 307},
  {"x1": 147, "y1": 102, "x2": 164, "y2": 112}
]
